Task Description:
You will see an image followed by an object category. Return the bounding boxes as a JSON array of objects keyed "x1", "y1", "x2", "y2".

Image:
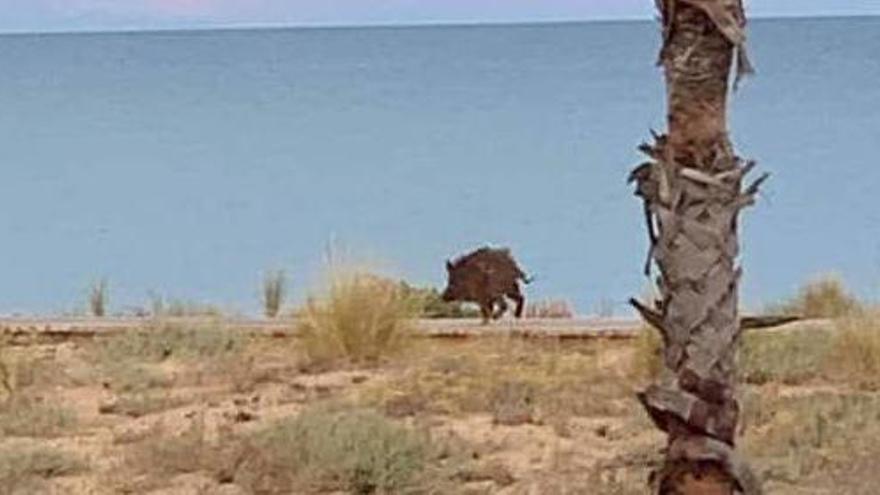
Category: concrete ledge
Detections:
[{"x1": 0, "y1": 316, "x2": 825, "y2": 343}]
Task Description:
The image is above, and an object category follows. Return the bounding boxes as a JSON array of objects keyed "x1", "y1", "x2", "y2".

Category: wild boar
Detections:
[{"x1": 441, "y1": 247, "x2": 532, "y2": 323}]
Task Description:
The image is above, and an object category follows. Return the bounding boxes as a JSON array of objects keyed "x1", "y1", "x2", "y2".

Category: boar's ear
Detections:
[{"x1": 446, "y1": 260, "x2": 453, "y2": 272}]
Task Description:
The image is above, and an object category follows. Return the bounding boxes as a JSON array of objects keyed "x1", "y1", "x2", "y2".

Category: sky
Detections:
[{"x1": 0, "y1": 0, "x2": 878, "y2": 33}]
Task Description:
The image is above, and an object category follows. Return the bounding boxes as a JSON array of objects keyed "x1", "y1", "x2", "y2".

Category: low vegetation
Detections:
[
  {"x1": 524, "y1": 299, "x2": 574, "y2": 319},
  {"x1": 297, "y1": 270, "x2": 420, "y2": 368},
  {"x1": 0, "y1": 443, "x2": 84, "y2": 494},
  {"x1": 736, "y1": 311, "x2": 880, "y2": 391},
  {"x1": 1, "y1": 276, "x2": 878, "y2": 493},
  {"x1": 629, "y1": 325, "x2": 663, "y2": 381},
  {"x1": 769, "y1": 274, "x2": 862, "y2": 319},
  {"x1": 0, "y1": 396, "x2": 77, "y2": 438},
  {"x1": 96, "y1": 319, "x2": 244, "y2": 365},
  {"x1": 593, "y1": 297, "x2": 617, "y2": 318},
  {"x1": 0, "y1": 346, "x2": 10, "y2": 396},
  {"x1": 362, "y1": 339, "x2": 635, "y2": 424},
  {"x1": 116, "y1": 417, "x2": 238, "y2": 491},
  {"x1": 826, "y1": 310, "x2": 880, "y2": 390},
  {"x1": 89, "y1": 319, "x2": 248, "y2": 418},
  {"x1": 263, "y1": 270, "x2": 287, "y2": 318},
  {"x1": 741, "y1": 390, "x2": 880, "y2": 492},
  {"x1": 148, "y1": 295, "x2": 225, "y2": 318},
  {"x1": 89, "y1": 279, "x2": 108, "y2": 317},
  {"x1": 117, "y1": 404, "x2": 466, "y2": 494},
  {"x1": 399, "y1": 284, "x2": 481, "y2": 319},
  {"x1": 109, "y1": 392, "x2": 196, "y2": 418},
  {"x1": 637, "y1": 276, "x2": 878, "y2": 389},
  {"x1": 738, "y1": 328, "x2": 833, "y2": 385},
  {"x1": 239, "y1": 404, "x2": 463, "y2": 494}
]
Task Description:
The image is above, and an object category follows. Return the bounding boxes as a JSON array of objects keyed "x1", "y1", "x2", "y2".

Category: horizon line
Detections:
[{"x1": 0, "y1": 13, "x2": 876, "y2": 37}]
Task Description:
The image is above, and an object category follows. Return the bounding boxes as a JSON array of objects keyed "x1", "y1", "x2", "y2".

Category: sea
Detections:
[{"x1": 1, "y1": 16, "x2": 878, "y2": 315}]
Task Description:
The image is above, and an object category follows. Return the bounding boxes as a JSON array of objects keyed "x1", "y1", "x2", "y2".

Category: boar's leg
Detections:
[
  {"x1": 478, "y1": 299, "x2": 493, "y2": 325},
  {"x1": 507, "y1": 286, "x2": 525, "y2": 319},
  {"x1": 493, "y1": 298, "x2": 508, "y2": 320}
]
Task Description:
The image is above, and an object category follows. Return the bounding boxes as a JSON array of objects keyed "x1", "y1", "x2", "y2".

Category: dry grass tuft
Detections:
[
  {"x1": 297, "y1": 270, "x2": 420, "y2": 369},
  {"x1": 0, "y1": 442, "x2": 85, "y2": 493},
  {"x1": 126, "y1": 421, "x2": 212, "y2": 476},
  {"x1": 363, "y1": 339, "x2": 634, "y2": 425},
  {"x1": 100, "y1": 363, "x2": 172, "y2": 394},
  {"x1": 117, "y1": 417, "x2": 241, "y2": 492},
  {"x1": 89, "y1": 279, "x2": 108, "y2": 317},
  {"x1": 149, "y1": 295, "x2": 225, "y2": 318},
  {"x1": 826, "y1": 311, "x2": 880, "y2": 390},
  {"x1": 0, "y1": 396, "x2": 77, "y2": 438},
  {"x1": 525, "y1": 299, "x2": 575, "y2": 319},
  {"x1": 0, "y1": 346, "x2": 10, "y2": 398},
  {"x1": 263, "y1": 270, "x2": 287, "y2": 318},
  {"x1": 770, "y1": 274, "x2": 862, "y2": 319},
  {"x1": 629, "y1": 326, "x2": 663, "y2": 381},
  {"x1": 737, "y1": 313, "x2": 880, "y2": 389},
  {"x1": 97, "y1": 319, "x2": 244, "y2": 365},
  {"x1": 741, "y1": 391, "x2": 880, "y2": 490},
  {"x1": 738, "y1": 329, "x2": 832, "y2": 386},
  {"x1": 489, "y1": 380, "x2": 536, "y2": 426}
]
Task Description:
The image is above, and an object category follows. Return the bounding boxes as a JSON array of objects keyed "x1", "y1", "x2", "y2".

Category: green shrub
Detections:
[
  {"x1": 239, "y1": 405, "x2": 453, "y2": 494},
  {"x1": 397, "y1": 283, "x2": 480, "y2": 319},
  {"x1": 118, "y1": 406, "x2": 462, "y2": 494},
  {"x1": 297, "y1": 271, "x2": 420, "y2": 367}
]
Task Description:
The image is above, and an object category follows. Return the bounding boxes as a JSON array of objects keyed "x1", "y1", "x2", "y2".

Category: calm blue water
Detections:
[{"x1": 1, "y1": 18, "x2": 879, "y2": 315}]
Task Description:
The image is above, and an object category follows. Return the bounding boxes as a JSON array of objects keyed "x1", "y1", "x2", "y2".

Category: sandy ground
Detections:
[{"x1": 0, "y1": 317, "x2": 873, "y2": 494}]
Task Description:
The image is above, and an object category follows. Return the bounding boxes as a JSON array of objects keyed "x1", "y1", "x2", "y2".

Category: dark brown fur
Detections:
[{"x1": 441, "y1": 247, "x2": 531, "y2": 323}]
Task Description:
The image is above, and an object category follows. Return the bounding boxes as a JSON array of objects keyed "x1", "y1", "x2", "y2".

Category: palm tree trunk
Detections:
[{"x1": 629, "y1": 1, "x2": 766, "y2": 493}]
